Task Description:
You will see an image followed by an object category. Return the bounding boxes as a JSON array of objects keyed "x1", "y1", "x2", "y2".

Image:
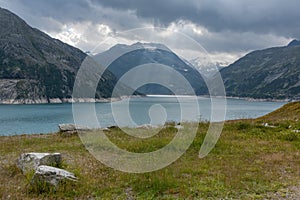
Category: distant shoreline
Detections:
[
  {"x1": 223, "y1": 96, "x2": 291, "y2": 102},
  {"x1": 0, "y1": 97, "x2": 124, "y2": 105},
  {"x1": 146, "y1": 95, "x2": 291, "y2": 102},
  {"x1": 0, "y1": 95, "x2": 293, "y2": 105}
]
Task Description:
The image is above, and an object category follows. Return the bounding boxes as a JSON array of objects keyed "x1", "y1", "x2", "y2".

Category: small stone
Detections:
[
  {"x1": 263, "y1": 122, "x2": 276, "y2": 128},
  {"x1": 175, "y1": 125, "x2": 184, "y2": 129},
  {"x1": 58, "y1": 124, "x2": 89, "y2": 132},
  {"x1": 58, "y1": 124, "x2": 90, "y2": 136},
  {"x1": 136, "y1": 124, "x2": 159, "y2": 129},
  {"x1": 102, "y1": 127, "x2": 110, "y2": 132},
  {"x1": 107, "y1": 125, "x2": 118, "y2": 129}
]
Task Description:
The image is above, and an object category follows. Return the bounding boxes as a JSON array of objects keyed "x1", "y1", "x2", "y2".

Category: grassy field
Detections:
[{"x1": 1, "y1": 103, "x2": 300, "y2": 199}]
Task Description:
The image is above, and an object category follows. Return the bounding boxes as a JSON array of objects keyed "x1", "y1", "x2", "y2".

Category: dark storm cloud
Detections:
[
  {"x1": 0, "y1": 0, "x2": 144, "y2": 31},
  {"x1": 4, "y1": 0, "x2": 92, "y2": 22},
  {"x1": 0, "y1": 0, "x2": 298, "y2": 58},
  {"x1": 91, "y1": 0, "x2": 198, "y2": 25},
  {"x1": 91, "y1": 0, "x2": 300, "y2": 38},
  {"x1": 3, "y1": 0, "x2": 300, "y2": 37}
]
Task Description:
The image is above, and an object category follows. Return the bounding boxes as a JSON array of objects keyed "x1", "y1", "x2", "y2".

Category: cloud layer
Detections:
[{"x1": 0, "y1": 0, "x2": 298, "y2": 64}]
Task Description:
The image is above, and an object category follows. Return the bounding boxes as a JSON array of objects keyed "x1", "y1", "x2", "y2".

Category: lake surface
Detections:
[{"x1": 0, "y1": 96, "x2": 286, "y2": 136}]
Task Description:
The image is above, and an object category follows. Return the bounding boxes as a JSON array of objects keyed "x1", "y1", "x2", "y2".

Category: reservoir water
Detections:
[{"x1": 0, "y1": 96, "x2": 285, "y2": 136}]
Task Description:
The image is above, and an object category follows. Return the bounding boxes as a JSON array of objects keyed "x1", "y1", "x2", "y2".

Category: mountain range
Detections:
[
  {"x1": 95, "y1": 42, "x2": 207, "y2": 95},
  {"x1": 188, "y1": 57, "x2": 226, "y2": 78},
  {"x1": 1, "y1": 7, "x2": 300, "y2": 103},
  {"x1": 220, "y1": 40, "x2": 300, "y2": 100}
]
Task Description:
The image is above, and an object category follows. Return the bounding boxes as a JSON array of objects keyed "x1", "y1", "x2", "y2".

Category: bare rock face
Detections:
[
  {"x1": 0, "y1": 8, "x2": 122, "y2": 103},
  {"x1": 31, "y1": 165, "x2": 78, "y2": 187},
  {"x1": 16, "y1": 153, "x2": 61, "y2": 174}
]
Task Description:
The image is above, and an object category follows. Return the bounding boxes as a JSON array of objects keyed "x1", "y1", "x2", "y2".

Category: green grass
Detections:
[
  {"x1": 258, "y1": 101, "x2": 300, "y2": 122},
  {"x1": 0, "y1": 118, "x2": 300, "y2": 199}
]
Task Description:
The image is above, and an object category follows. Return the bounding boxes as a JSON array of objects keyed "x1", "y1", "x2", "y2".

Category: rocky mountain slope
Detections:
[
  {"x1": 188, "y1": 57, "x2": 225, "y2": 78},
  {"x1": 0, "y1": 8, "x2": 119, "y2": 103},
  {"x1": 220, "y1": 40, "x2": 300, "y2": 100},
  {"x1": 95, "y1": 42, "x2": 208, "y2": 95}
]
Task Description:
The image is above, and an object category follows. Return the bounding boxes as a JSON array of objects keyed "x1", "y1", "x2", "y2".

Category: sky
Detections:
[{"x1": 0, "y1": 0, "x2": 299, "y2": 65}]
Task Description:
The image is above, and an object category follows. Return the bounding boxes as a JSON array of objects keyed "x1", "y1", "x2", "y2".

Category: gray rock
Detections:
[
  {"x1": 136, "y1": 124, "x2": 159, "y2": 129},
  {"x1": 107, "y1": 125, "x2": 118, "y2": 129},
  {"x1": 58, "y1": 124, "x2": 89, "y2": 132},
  {"x1": 263, "y1": 123, "x2": 276, "y2": 128},
  {"x1": 31, "y1": 165, "x2": 78, "y2": 187},
  {"x1": 16, "y1": 153, "x2": 61, "y2": 174},
  {"x1": 175, "y1": 125, "x2": 184, "y2": 130}
]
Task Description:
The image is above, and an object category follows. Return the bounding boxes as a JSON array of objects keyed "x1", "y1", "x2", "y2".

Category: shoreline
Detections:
[
  {"x1": 0, "y1": 95, "x2": 294, "y2": 105},
  {"x1": 0, "y1": 95, "x2": 293, "y2": 105},
  {"x1": 146, "y1": 94, "x2": 291, "y2": 102},
  {"x1": 0, "y1": 97, "x2": 129, "y2": 105},
  {"x1": 224, "y1": 96, "x2": 291, "y2": 102}
]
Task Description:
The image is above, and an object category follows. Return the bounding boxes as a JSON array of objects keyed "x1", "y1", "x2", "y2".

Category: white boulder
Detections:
[
  {"x1": 58, "y1": 123, "x2": 90, "y2": 131},
  {"x1": 263, "y1": 122, "x2": 276, "y2": 128},
  {"x1": 136, "y1": 124, "x2": 159, "y2": 129},
  {"x1": 175, "y1": 125, "x2": 184, "y2": 130},
  {"x1": 31, "y1": 165, "x2": 78, "y2": 187},
  {"x1": 58, "y1": 124, "x2": 89, "y2": 136},
  {"x1": 16, "y1": 153, "x2": 61, "y2": 174}
]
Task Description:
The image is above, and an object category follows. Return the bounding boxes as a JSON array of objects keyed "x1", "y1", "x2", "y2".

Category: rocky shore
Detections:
[
  {"x1": 0, "y1": 97, "x2": 124, "y2": 104},
  {"x1": 0, "y1": 94, "x2": 292, "y2": 105}
]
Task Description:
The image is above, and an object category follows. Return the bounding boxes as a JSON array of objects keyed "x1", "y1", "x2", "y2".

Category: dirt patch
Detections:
[
  {"x1": 262, "y1": 152, "x2": 286, "y2": 162},
  {"x1": 289, "y1": 184, "x2": 300, "y2": 198}
]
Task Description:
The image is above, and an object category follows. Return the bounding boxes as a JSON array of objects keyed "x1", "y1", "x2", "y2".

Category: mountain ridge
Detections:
[
  {"x1": 219, "y1": 40, "x2": 300, "y2": 100},
  {"x1": 95, "y1": 42, "x2": 208, "y2": 95},
  {"x1": 288, "y1": 39, "x2": 300, "y2": 47},
  {"x1": 0, "y1": 7, "x2": 120, "y2": 103}
]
